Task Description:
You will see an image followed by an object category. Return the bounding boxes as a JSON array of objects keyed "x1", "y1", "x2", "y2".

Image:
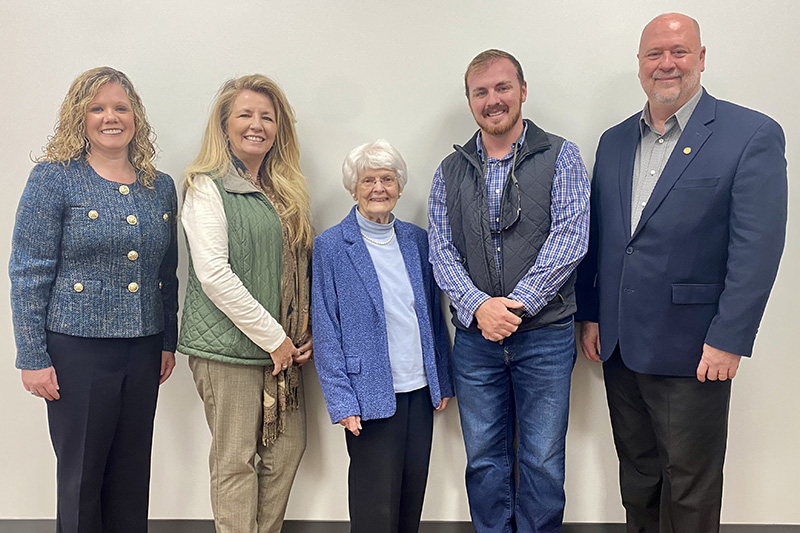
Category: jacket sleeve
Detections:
[
  {"x1": 159, "y1": 174, "x2": 179, "y2": 352},
  {"x1": 704, "y1": 118, "x2": 787, "y2": 355},
  {"x1": 311, "y1": 234, "x2": 362, "y2": 424},
  {"x1": 432, "y1": 282, "x2": 455, "y2": 399},
  {"x1": 422, "y1": 231, "x2": 454, "y2": 399},
  {"x1": 9, "y1": 163, "x2": 64, "y2": 370}
]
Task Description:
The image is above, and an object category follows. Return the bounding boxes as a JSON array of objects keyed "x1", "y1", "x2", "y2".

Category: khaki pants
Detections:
[{"x1": 189, "y1": 356, "x2": 307, "y2": 533}]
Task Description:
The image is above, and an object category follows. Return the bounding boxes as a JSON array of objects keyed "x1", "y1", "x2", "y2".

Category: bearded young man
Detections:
[
  {"x1": 576, "y1": 13, "x2": 787, "y2": 532},
  {"x1": 428, "y1": 49, "x2": 590, "y2": 533}
]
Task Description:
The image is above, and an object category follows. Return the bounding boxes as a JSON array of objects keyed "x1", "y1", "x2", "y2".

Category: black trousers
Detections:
[
  {"x1": 46, "y1": 331, "x2": 162, "y2": 533},
  {"x1": 345, "y1": 387, "x2": 434, "y2": 533},
  {"x1": 603, "y1": 347, "x2": 732, "y2": 533}
]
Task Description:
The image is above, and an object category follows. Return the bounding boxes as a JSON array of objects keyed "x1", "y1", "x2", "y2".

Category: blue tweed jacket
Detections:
[
  {"x1": 312, "y1": 206, "x2": 454, "y2": 424},
  {"x1": 9, "y1": 159, "x2": 179, "y2": 370}
]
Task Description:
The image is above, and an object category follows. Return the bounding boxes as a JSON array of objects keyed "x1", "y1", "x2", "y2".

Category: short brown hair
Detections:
[{"x1": 464, "y1": 49, "x2": 525, "y2": 96}]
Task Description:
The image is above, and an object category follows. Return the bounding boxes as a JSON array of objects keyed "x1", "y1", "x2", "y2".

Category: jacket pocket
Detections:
[
  {"x1": 671, "y1": 283, "x2": 724, "y2": 304},
  {"x1": 345, "y1": 356, "x2": 360, "y2": 374},
  {"x1": 672, "y1": 177, "x2": 720, "y2": 189},
  {"x1": 52, "y1": 277, "x2": 103, "y2": 294}
]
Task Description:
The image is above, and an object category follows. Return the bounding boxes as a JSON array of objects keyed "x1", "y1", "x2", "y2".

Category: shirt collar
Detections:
[
  {"x1": 639, "y1": 86, "x2": 703, "y2": 136},
  {"x1": 477, "y1": 121, "x2": 528, "y2": 162}
]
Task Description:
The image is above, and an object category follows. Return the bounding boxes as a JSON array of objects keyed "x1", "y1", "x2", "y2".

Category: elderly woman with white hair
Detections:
[{"x1": 312, "y1": 139, "x2": 454, "y2": 532}]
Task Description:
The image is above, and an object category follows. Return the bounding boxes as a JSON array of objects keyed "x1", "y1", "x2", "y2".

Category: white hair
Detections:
[{"x1": 342, "y1": 139, "x2": 408, "y2": 194}]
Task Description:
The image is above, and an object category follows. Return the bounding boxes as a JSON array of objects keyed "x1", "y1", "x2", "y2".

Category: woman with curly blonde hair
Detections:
[
  {"x1": 9, "y1": 66, "x2": 178, "y2": 532},
  {"x1": 41, "y1": 67, "x2": 159, "y2": 186},
  {"x1": 178, "y1": 74, "x2": 312, "y2": 533}
]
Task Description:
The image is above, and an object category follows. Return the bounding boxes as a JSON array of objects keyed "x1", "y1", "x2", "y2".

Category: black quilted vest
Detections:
[{"x1": 441, "y1": 119, "x2": 576, "y2": 332}]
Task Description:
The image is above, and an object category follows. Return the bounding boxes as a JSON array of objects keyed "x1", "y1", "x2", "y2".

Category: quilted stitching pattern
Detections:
[
  {"x1": 441, "y1": 121, "x2": 578, "y2": 330},
  {"x1": 178, "y1": 179, "x2": 282, "y2": 364},
  {"x1": 442, "y1": 123, "x2": 561, "y2": 295}
]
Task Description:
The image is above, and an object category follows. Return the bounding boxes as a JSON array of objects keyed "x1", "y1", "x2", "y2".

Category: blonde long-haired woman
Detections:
[
  {"x1": 178, "y1": 74, "x2": 313, "y2": 533},
  {"x1": 9, "y1": 66, "x2": 178, "y2": 532}
]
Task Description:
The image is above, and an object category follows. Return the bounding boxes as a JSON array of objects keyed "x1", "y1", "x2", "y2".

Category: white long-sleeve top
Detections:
[{"x1": 181, "y1": 174, "x2": 286, "y2": 353}]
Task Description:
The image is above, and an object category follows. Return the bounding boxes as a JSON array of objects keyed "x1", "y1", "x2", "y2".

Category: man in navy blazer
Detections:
[{"x1": 576, "y1": 13, "x2": 787, "y2": 532}]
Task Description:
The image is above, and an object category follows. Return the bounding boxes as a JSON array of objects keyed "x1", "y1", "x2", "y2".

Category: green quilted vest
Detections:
[{"x1": 177, "y1": 168, "x2": 283, "y2": 365}]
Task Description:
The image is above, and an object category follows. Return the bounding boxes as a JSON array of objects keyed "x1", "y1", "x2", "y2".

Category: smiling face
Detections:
[
  {"x1": 638, "y1": 14, "x2": 705, "y2": 113},
  {"x1": 225, "y1": 89, "x2": 277, "y2": 175},
  {"x1": 466, "y1": 58, "x2": 527, "y2": 138},
  {"x1": 354, "y1": 168, "x2": 400, "y2": 224},
  {"x1": 84, "y1": 82, "x2": 135, "y2": 158}
]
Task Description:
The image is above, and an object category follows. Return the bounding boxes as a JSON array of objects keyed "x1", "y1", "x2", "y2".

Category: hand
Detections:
[
  {"x1": 339, "y1": 415, "x2": 362, "y2": 436},
  {"x1": 435, "y1": 397, "x2": 451, "y2": 412},
  {"x1": 696, "y1": 343, "x2": 742, "y2": 383},
  {"x1": 22, "y1": 367, "x2": 60, "y2": 401},
  {"x1": 270, "y1": 336, "x2": 300, "y2": 376},
  {"x1": 293, "y1": 332, "x2": 313, "y2": 367},
  {"x1": 579, "y1": 321, "x2": 602, "y2": 362},
  {"x1": 160, "y1": 351, "x2": 176, "y2": 384},
  {"x1": 474, "y1": 297, "x2": 523, "y2": 342}
]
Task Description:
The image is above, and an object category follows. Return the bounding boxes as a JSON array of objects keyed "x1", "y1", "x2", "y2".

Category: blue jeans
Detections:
[{"x1": 452, "y1": 319, "x2": 576, "y2": 533}]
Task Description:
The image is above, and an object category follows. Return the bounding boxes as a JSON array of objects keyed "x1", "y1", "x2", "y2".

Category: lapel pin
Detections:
[{"x1": 683, "y1": 147, "x2": 692, "y2": 155}]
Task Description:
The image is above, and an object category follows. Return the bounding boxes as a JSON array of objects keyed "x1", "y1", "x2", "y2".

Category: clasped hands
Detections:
[
  {"x1": 269, "y1": 332, "x2": 313, "y2": 376},
  {"x1": 474, "y1": 297, "x2": 524, "y2": 342}
]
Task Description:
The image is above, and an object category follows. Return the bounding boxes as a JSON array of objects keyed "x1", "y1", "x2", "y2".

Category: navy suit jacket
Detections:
[
  {"x1": 575, "y1": 90, "x2": 787, "y2": 376},
  {"x1": 312, "y1": 207, "x2": 454, "y2": 423}
]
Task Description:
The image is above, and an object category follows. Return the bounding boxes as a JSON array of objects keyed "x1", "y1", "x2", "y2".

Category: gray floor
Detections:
[{"x1": 1, "y1": 520, "x2": 798, "y2": 532}]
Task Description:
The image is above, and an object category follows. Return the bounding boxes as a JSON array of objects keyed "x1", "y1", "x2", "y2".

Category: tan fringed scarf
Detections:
[{"x1": 260, "y1": 182, "x2": 310, "y2": 446}]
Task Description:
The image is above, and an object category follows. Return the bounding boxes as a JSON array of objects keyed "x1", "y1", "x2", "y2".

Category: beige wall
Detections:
[{"x1": 1, "y1": 0, "x2": 797, "y2": 523}]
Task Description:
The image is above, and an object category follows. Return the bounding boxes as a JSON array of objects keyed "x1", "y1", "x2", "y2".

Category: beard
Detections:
[
  {"x1": 650, "y1": 67, "x2": 701, "y2": 105},
  {"x1": 475, "y1": 99, "x2": 523, "y2": 136}
]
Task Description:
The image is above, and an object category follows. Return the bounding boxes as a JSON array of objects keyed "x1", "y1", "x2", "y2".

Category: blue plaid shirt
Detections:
[{"x1": 428, "y1": 125, "x2": 590, "y2": 327}]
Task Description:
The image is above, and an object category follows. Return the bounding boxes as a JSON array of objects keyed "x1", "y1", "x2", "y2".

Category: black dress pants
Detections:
[
  {"x1": 603, "y1": 347, "x2": 732, "y2": 533},
  {"x1": 345, "y1": 386, "x2": 434, "y2": 533},
  {"x1": 46, "y1": 331, "x2": 162, "y2": 533}
]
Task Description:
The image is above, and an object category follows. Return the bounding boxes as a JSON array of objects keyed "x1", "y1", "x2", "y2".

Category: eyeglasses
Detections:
[{"x1": 358, "y1": 175, "x2": 397, "y2": 188}]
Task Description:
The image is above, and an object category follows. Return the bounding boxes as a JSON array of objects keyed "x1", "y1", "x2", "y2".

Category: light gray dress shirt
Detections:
[{"x1": 631, "y1": 88, "x2": 703, "y2": 232}]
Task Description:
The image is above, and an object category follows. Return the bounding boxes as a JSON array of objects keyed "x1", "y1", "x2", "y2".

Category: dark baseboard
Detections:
[{"x1": 0, "y1": 520, "x2": 797, "y2": 532}]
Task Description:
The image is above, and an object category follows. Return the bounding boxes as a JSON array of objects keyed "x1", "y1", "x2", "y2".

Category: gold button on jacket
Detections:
[
  {"x1": 127, "y1": 250, "x2": 139, "y2": 261},
  {"x1": 163, "y1": 212, "x2": 170, "y2": 221},
  {"x1": 126, "y1": 215, "x2": 138, "y2": 225},
  {"x1": 9, "y1": 159, "x2": 180, "y2": 371},
  {"x1": 119, "y1": 185, "x2": 130, "y2": 195},
  {"x1": 128, "y1": 282, "x2": 139, "y2": 293}
]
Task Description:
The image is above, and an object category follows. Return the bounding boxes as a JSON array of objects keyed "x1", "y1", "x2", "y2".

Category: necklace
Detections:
[{"x1": 361, "y1": 227, "x2": 395, "y2": 246}]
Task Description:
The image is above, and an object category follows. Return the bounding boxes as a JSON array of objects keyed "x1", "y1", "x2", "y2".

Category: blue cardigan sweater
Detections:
[
  {"x1": 312, "y1": 206, "x2": 454, "y2": 424},
  {"x1": 9, "y1": 159, "x2": 179, "y2": 370}
]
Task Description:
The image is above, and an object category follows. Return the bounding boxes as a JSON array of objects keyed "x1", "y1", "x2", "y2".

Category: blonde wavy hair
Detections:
[
  {"x1": 185, "y1": 74, "x2": 312, "y2": 249},
  {"x1": 38, "y1": 66, "x2": 158, "y2": 187}
]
